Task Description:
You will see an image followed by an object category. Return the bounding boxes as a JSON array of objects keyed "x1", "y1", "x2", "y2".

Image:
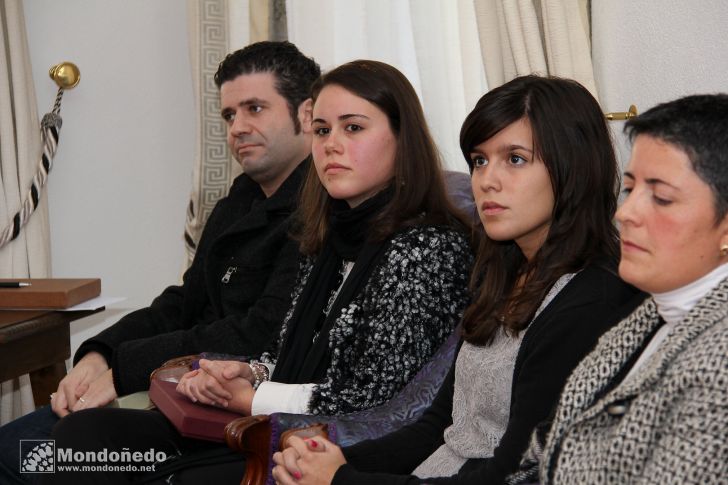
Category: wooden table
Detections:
[{"x1": 0, "y1": 309, "x2": 103, "y2": 407}]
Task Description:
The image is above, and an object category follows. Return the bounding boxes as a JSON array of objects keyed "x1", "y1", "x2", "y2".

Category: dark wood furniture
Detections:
[
  {"x1": 225, "y1": 416, "x2": 328, "y2": 485},
  {"x1": 0, "y1": 309, "x2": 102, "y2": 406}
]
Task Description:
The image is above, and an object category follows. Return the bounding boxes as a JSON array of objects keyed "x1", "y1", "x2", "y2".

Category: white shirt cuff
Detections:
[{"x1": 251, "y1": 381, "x2": 315, "y2": 415}]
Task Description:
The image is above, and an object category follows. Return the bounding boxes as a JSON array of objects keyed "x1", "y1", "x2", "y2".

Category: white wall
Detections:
[
  {"x1": 21, "y1": 0, "x2": 728, "y2": 360},
  {"x1": 23, "y1": 0, "x2": 195, "y2": 357},
  {"x1": 592, "y1": 0, "x2": 728, "y2": 168}
]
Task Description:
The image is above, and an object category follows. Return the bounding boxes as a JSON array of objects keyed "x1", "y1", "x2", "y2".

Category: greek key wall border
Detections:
[{"x1": 184, "y1": 0, "x2": 230, "y2": 261}]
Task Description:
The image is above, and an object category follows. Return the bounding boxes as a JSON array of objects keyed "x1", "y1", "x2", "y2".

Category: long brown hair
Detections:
[
  {"x1": 295, "y1": 60, "x2": 467, "y2": 255},
  {"x1": 460, "y1": 75, "x2": 620, "y2": 345}
]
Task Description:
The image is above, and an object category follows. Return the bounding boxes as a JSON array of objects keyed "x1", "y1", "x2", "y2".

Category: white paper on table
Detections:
[{"x1": 60, "y1": 296, "x2": 126, "y2": 311}]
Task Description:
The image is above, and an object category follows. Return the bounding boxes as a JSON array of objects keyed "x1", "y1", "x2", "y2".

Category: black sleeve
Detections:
[
  {"x1": 332, "y1": 299, "x2": 616, "y2": 485},
  {"x1": 73, "y1": 179, "x2": 302, "y2": 395},
  {"x1": 430, "y1": 272, "x2": 642, "y2": 485},
  {"x1": 108, "y1": 238, "x2": 300, "y2": 394},
  {"x1": 333, "y1": 357, "x2": 456, "y2": 485},
  {"x1": 335, "y1": 269, "x2": 643, "y2": 485},
  {"x1": 73, "y1": 194, "x2": 226, "y2": 366}
]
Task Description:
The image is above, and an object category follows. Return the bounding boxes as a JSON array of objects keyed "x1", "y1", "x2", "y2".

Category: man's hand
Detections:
[
  {"x1": 71, "y1": 369, "x2": 118, "y2": 411},
  {"x1": 51, "y1": 352, "x2": 111, "y2": 417},
  {"x1": 272, "y1": 436, "x2": 345, "y2": 485}
]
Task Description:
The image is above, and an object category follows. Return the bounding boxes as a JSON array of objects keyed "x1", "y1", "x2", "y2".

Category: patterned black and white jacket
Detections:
[
  {"x1": 514, "y1": 276, "x2": 728, "y2": 484},
  {"x1": 262, "y1": 224, "x2": 473, "y2": 416}
]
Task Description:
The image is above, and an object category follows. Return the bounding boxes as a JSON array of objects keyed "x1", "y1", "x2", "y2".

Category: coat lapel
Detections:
[
  {"x1": 583, "y1": 277, "x2": 728, "y2": 416},
  {"x1": 549, "y1": 299, "x2": 660, "y2": 424},
  {"x1": 610, "y1": 279, "x2": 728, "y2": 395},
  {"x1": 216, "y1": 159, "x2": 308, "y2": 240},
  {"x1": 544, "y1": 276, "x2": 728, "y2": 472}
]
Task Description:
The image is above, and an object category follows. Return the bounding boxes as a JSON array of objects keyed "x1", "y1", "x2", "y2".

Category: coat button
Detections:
[{"x1": 606, "y1": 402, "x2": 629, "y2": 416}]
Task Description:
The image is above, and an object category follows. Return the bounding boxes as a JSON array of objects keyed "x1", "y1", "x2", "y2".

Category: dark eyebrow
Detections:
[
  {"x1": 505, "y1": 144, "x2": 533, "y2": 153},
  {"x1": 623, "y1": 171, "x2": 679, "y2": 189},
  {"x1": 470, "y1": 144, "x2": 533, "y2": 157},
  {"x1": 239, "y1": 97, "x2": 268, "y2": 107},
  {"x1": 338, "y1": 113, "x2": 369, "y2": 121},
  {"x1": 220, "y1": 97, "x2": 269, "y2": 116},
  {"x1": 312, "y1": 113, "x2": 370, "y2": 124},
  {"x1": 645, "y1": 177, "x2": 679, "y2": 189}
]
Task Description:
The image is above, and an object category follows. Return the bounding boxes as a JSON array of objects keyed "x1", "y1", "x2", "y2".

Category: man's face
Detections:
[{"x1": 220, "y1": 72, "x2": 309, "y2": 195}]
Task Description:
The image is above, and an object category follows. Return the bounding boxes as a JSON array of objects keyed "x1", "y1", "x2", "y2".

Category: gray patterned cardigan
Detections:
[
  {"x1": 262, "y1": 224, "x2": 473, "y2": 416},
  {"x1": 515, "y1": 276, "x2": 728, "y2": 484}
]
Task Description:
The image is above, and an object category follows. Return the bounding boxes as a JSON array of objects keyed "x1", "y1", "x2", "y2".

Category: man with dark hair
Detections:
[
  {"x1": 214, "y1": 41, "x2": 320, "y2": 134},
  {"x1": 0, "y1": 41, "x2": 320, "y2": 484}
]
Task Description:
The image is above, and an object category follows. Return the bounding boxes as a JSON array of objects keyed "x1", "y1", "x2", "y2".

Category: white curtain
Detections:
[
  {"x1": 184, "y1": 0, "x2": 244, "y2": 267},
  {"x1": 286, "y1": 0, "x2": 487, "y2": 172},
  {"x1": 183, "y1": 0, "x2": 597, "y2": 255},
  {"x1": 185, "y1": 0, "x2": 278, "y2": 267},
  {"x1": 474, "y1": 0, "x2": 597, "y2": 97},
  {"x1": 0, "y1": 0, "x2": 51, "y2": 424}
]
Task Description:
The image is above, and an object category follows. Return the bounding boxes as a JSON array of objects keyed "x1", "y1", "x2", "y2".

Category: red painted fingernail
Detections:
[
  {"x1": 309, "y1": 440, "x2": 318, "y2": 448},
  {"x1": 293, "y1": 471, "x2": 302, "y2": 479}
]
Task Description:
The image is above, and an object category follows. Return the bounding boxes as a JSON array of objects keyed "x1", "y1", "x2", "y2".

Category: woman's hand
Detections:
[
  {"x1": 199, "y1": 359, "x2": 257, "y2": 414},
  {"x1": 176, "y1": 368, "x2": 233, "y2": 407},
  {"x1": 176, "y1": 359, "x2": 257, "y2": 413},
  {"x1": 272, "y1": 436, "x2": 346, "y2": 485},
  {"x1": 199, "y1": 359, "x2": 255, "y2": 383}
]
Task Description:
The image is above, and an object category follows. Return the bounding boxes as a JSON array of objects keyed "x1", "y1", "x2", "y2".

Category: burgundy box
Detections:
[{"x1": 149, "y1": 379, "x2": 242, "y2": 442}]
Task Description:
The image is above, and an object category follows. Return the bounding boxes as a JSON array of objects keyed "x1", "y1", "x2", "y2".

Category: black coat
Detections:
[{"x1": 75, "y1": 161, "x2": 307, "y2": 395}]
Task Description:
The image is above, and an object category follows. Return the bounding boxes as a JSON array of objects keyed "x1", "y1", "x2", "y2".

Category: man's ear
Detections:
[{"x1": 298, "y1": 98, "x2": 313, "y2": 134}]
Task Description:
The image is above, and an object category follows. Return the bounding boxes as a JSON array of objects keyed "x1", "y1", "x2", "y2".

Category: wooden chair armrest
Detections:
[
  {"x1": 149, "y1": 354, "x2": 199, "y2": 383},
  {"x1": 225, "y1": 415, "x2": 272, "y2": 485},
  {"x1": 225, "y1": 415, "x2": 328, "y2": 485}
]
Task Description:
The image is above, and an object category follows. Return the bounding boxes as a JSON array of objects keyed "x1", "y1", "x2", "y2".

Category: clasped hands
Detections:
[
  {"x1": 50, "y1": 354, "x2": 257, "y2": 417},
  {"x1": 176, "y1": 359, "x2": 256, "y2": 415},
  {"x1": 272, "y1": 435, "x2": 346, "y2": 485}
]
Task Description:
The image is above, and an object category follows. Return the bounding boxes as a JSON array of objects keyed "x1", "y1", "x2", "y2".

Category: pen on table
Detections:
[{"x1": 0, "y1": 282, "x2": 32, "y2": 288}]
